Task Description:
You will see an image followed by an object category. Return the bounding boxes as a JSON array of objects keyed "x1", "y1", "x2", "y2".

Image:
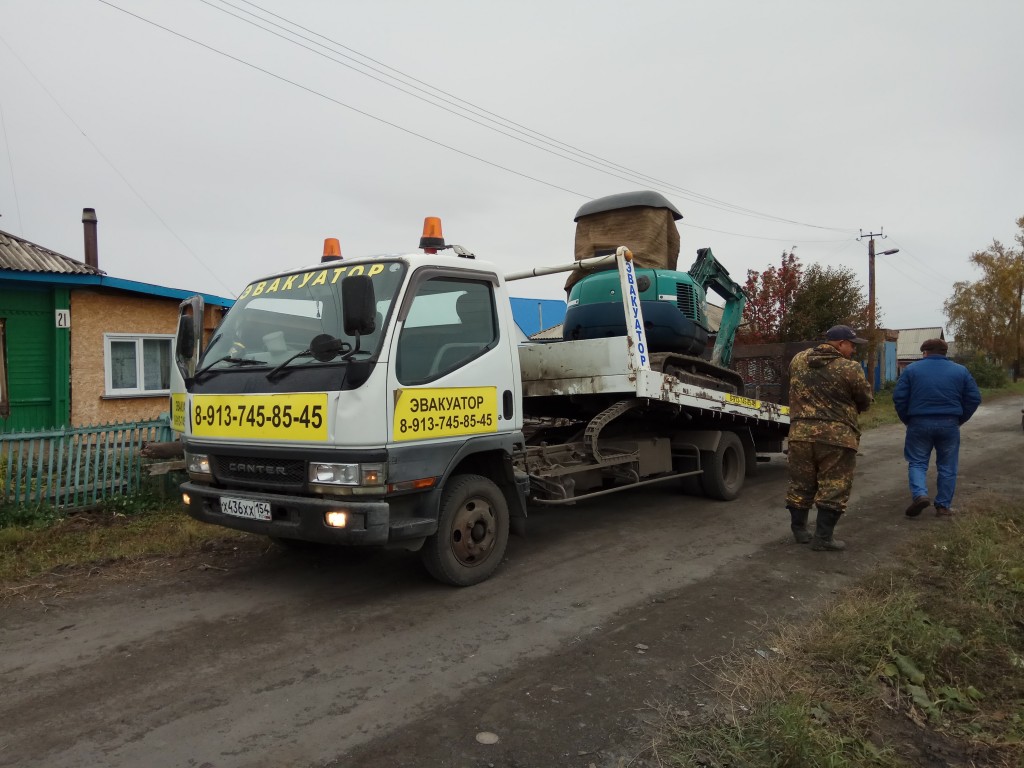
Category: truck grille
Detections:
[{"x1": 212, "y1": 456, "x2": 306, "y2": 488}]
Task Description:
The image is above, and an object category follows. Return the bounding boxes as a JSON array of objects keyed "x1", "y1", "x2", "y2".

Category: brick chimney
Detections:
[{"x1": 82, "y1": 208, "x2": 98, "y2": 270}]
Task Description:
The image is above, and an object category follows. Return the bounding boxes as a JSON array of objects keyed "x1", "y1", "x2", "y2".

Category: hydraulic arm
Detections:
[{"x1": 687, "y1": 247, "x2": 747, "y2": 368}]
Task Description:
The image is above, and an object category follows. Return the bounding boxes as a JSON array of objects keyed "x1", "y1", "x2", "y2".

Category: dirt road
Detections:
[{"x1": 2, "y1": 396, "x2": 1020, "y2": 768}]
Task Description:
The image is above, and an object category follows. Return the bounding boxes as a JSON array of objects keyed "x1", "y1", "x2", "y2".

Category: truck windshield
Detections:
[{"x1": 199, "y1": 260, "x2": 406, "y2": 372}]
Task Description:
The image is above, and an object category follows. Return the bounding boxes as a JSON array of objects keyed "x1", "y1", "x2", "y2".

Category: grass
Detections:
[
  {"x1": 651, "y1": 493, "x2": 1024, "y2": 767},
  {"x1": 2, "y1": 382, "x2": 1023, "y2": 757},
  {"x1": 859, "y1": 379, "x2": 1024, "y2": 432},
  {"x1": 859, "y1": 387, "x2": 899, "y2": 430},
  {"x1": 983, "y1": 378, "x2": 1024, "y2": 401},
  {"x1": 0, "y1": 505, "x2": 251, "y2": 586}
]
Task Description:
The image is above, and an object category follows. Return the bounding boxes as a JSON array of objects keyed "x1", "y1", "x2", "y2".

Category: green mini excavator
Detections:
[{"x1": 561, "y1": 191, "x2": 747, "y2": 394}]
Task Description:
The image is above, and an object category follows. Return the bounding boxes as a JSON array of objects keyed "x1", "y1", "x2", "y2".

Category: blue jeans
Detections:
[{"x1": 904, "y1": 416, "x2": 961, "y2": 508}]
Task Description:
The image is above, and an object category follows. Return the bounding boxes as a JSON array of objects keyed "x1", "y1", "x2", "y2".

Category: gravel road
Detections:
[{"x1": 2, "y1": 395, "x2": 1020, "y2": 768}]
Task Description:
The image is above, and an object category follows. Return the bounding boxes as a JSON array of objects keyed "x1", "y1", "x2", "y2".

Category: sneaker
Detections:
[
  {"x1": 935, "y1": 506, "x2": 954, "y2": 518},
  {"x1": 905, "y1": 496, "x2": 930, "y2": 518}
]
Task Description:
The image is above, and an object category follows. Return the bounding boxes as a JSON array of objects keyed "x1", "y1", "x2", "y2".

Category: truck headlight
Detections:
[
  {"x1": 186, "y1": 452, "x2": 211, "y2": 475},
  {"x1": 309, "y1": 462, "x2": 385, "y2": 487}
]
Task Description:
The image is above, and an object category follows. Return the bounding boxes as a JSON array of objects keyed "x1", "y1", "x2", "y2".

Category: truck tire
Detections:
[
  {"x1": 421, "y1": 474, "x2": 510, "y2": 587},
  {"x1": 700, "y1": 432, "x2": 745, "y2": 501}
]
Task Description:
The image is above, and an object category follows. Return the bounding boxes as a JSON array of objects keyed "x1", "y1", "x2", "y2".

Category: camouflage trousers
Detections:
[{"x1": 785, "y1": 440, "x2": 858, "y2": 512}]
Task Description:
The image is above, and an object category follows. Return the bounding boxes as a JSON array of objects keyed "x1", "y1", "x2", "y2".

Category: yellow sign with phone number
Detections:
[
  {"x1": 723, "y1": 393, "x2": 790, "y2": 416},
  {"x1": 171, "y1": 393, "x2": 187, "y2": 433},
  {"x1": 393, "y1": 386, "x2": 498, "y2": 442},
  {"x1": 190, "y1": 393, "x2": 329, "y2": 440}
]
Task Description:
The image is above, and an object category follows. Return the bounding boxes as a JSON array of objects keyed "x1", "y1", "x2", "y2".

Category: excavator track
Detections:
[
  {"x1": 582, "y1": 398, "x2": 645, "y2": 463},
  {"x1": 652, "y1": 352, "x2": 745, "y2": 395}
]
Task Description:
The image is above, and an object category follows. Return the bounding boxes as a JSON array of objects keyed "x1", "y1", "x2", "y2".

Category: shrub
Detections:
[{"x1": 959, "y1": 353, "x2": 1009, "y2": 388}]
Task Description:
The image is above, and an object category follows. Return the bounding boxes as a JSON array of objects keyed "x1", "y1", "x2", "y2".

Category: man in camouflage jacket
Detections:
[{"x1": 785, "y1": 325, "x2": 873, "y2": 550}]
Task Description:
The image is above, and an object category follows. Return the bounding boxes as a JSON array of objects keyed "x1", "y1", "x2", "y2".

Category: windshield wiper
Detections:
[
  {"x1": 194, "y1": 355, "x2": 263, "y2": 380},
  {"x1": 266, "y1": 334, "x2": 351, "y2": 381},
  {"x1": 266, "y1": 349, "x2": 313, "y2": 381}
]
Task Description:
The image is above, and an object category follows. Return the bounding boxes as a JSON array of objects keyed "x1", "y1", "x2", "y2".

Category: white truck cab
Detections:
[{"x1": 176, "y1": 241, "x2": 530, "y2": 585}]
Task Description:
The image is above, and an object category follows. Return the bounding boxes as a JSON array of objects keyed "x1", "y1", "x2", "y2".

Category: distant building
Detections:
[
  {"x1": 895, "y1": 326, "x2": 944, "y2": 374},
  {"x1": 509, "y1": 297, "x2": 567, "y2": 339}
]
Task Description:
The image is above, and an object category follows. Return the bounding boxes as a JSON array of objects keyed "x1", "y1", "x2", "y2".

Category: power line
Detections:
[
  {"x1": 682, "y1": 222, "x2": 850, "y2": 243},
  {"x1": 174, "y1": 0, "x2": 858, "y2": 235},
  {"x1": 0, "y1": 39, "x2": 25, "y2": 233},
  {"x1": 0, "y1": 30, "x2": 238, "y2": 296},
  {"x1": 0, "y1": 94, "x2": 24, "y2": 234},
  {"x1": 98, "y1": 0, "x2": 594, "y2": 203},
  {"x1": 883, "y1": 237, "x2": 963, "y2": 287},
  {"x1": 217, "y1": 0, "x2": 855, "y2": 233},
  {"x1": 199, "y1": 0, "x2": 697, "y2": 206}
]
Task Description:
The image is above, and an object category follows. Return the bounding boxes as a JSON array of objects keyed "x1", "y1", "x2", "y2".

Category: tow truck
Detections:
[{"x1": 173, "y1": 195, "x2": 789, "y2": 586}]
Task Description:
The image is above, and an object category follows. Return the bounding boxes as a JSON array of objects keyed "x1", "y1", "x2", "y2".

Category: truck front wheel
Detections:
[
  {"x1": 421, "y1": 474, "x2": 510, "y2": 587},
  {"x1": 700, "y1": 432, "x2": 745, "y2": 501}
]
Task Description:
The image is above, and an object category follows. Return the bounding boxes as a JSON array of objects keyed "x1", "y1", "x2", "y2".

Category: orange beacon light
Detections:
[
  {"x1": 419, "y1": 217, "x2": 445, "y2": 254},
  {"x1": 322, "y1": 237, "x2": 342, "y2": 262}
]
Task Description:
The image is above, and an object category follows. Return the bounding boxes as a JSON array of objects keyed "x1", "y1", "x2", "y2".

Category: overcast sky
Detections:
[{"x1": 1, "y1": 0, "x2": 1022, "y2": 333}]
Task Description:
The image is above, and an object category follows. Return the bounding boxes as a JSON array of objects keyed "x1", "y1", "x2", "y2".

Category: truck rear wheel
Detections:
[
  {"x1": 421, "y1": 474, "x2": 510, "y2": 587},
  {"x1": 700, "y1": 432, "x2": 745, "y2": 501}
]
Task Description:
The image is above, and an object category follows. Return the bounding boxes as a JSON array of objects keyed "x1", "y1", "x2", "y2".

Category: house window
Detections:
[{"x1": 104, "y1": 334, "x2": 173, "y2": 396}]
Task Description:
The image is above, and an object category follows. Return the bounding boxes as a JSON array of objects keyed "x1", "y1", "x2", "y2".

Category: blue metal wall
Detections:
[
  {"x1": 509, "y1": 298, "x2": 567, "y2": 338},
  {"x1": 860, "y1": 340, "x2": 898, "y2": 391}
]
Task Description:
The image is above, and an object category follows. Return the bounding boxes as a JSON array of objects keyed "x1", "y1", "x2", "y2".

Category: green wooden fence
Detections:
[{"x1": 0, "y1": 417, "x2": 173, "y2": 509}]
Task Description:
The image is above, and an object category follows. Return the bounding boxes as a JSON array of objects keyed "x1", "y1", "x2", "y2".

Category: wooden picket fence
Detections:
[{"x1": 0, "y1": 417, "x2": 173, "y2": 510}]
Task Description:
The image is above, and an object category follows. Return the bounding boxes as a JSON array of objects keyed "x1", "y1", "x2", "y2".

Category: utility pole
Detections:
[
  {"x1": 859, "y1": 230, "x2": 899, "y2": 390},
  {"x1": 1014, "y1": 253, "x2": 1023, "y2": 382}
]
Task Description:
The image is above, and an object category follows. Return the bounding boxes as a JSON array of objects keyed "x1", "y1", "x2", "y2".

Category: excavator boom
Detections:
[{"x1": 687, "y1": 247, "x2": 747, "y2": 368}]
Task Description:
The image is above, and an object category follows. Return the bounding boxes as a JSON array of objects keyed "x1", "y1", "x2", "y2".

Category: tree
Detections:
[
  {"x1": 944, "y1": 215, "x2": 1024, "y2": 379},
  {"x1": 736, "y1": 249, "x2": 801, "y2": 343},
  {"x1": 781, "y1": 263, "x2": 870, "y2": 342}
]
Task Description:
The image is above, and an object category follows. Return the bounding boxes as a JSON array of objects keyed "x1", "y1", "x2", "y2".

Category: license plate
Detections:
[{"x1": 220, "y1": 496, "x2": 271, "y2": 521}]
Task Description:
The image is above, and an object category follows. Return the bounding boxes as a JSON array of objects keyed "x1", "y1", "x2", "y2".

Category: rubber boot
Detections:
[
  {"x1": 810, "y1": 506, "x2": 846, "y2": 551},
  {"x1": 787, "y1": 506, "x2": 812, "y2": 544}
]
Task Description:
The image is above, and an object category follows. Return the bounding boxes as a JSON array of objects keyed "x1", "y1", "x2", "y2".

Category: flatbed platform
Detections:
[{"x1": 518, "y1": 337, "x2": 789, "y2": 430}]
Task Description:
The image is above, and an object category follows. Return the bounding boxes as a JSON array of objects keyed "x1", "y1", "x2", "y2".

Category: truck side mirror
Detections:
[
  {"x1": 175, "y1": 295, "x2": 205, "y2": 383},
  {"x1": 342, "y1": 275, "x2": 377, "y2": 336},
  {"x1": 176, "y1": 314, "x2": 195, "y2": 358}
]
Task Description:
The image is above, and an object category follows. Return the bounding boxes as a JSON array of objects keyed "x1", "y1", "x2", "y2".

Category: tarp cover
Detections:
[{"x1": 565, "y1": 206, "x2": 680, "y2": 293}]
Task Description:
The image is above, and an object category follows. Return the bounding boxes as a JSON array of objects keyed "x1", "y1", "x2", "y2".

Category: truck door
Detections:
[{"x1": 388, "y1": 271, "x2": 515, "y2": 444}]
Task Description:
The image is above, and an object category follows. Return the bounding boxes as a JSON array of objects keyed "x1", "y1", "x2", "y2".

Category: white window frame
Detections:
[{"x1": 103, "y1": 333, "x2": 174, "y2": 397}]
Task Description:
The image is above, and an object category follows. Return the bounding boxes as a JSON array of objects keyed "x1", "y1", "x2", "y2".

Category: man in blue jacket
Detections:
[{"x1": 893, "y1": 338, "x2": 981, "y2": 518}]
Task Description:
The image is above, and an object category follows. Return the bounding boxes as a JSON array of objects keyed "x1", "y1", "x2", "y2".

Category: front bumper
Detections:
[{"x1": 181, "y1": 482, "x2": 437, "y2": 546}]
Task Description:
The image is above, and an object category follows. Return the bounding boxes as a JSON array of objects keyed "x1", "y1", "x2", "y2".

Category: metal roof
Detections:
[
  {"x1": 896, "y1": 327, "x2": 944, "y2": 359},
  {"x1": 0, "y1": 228, "x2": 104, "y2": 275},
  {"x1": 0, "y1": 227, "x2": 234, "y2": 307}
]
